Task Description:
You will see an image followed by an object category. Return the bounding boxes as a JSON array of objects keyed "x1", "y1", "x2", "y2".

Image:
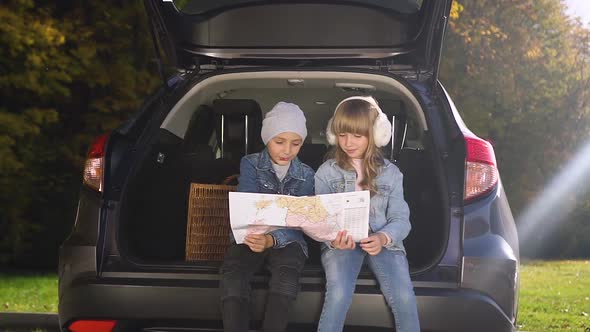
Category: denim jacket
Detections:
[
  {"x1": 235, "y1": 149, "x2": 315, "y2": 256},
  {"x1": 315, "y1": 158, "x2": 411, "y2": 252}
]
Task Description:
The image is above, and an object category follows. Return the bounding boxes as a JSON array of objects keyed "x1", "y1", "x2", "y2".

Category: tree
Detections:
[
  {"x1": 441, "y1": 0, "x2": 590, "y2": 257},
  {"x1": 0, "y1": 0, "x2": 159, "y2": 266}
]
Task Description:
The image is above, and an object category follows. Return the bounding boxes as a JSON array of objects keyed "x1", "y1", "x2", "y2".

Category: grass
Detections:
[
  {"x1": 0, "y1": 272, "x2": 58, "y2": 313},
  {"x1": 0, "y1": 261, "x2": 589, "y2": 331},
  {"x1": 518, "y1": 260, "x2": 590, "y2": 332}
]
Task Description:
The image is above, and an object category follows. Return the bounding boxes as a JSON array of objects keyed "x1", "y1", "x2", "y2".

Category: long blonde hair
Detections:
[{"x1": 328, "y1": 99, "x2": 384, "y2": 194}]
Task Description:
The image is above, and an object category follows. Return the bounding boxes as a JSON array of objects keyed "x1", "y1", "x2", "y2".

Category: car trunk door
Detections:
[{"x1": 144, "y1": 0, "x2": 451, "y2": 83}]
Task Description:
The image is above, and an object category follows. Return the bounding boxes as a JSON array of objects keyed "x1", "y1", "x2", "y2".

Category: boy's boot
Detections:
[{"x1": 262, "y1": 293, "x2": 293, "y2": 332}]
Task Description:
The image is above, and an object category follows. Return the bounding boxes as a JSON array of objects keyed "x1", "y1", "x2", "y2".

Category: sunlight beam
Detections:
[{"x1": 517, "y1": 138, "x2": 590, "y2": 253}]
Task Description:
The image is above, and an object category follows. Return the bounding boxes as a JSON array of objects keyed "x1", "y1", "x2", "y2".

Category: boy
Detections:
[{"x1": 220, "y1": 102, "x2": 315, "y2": 332}]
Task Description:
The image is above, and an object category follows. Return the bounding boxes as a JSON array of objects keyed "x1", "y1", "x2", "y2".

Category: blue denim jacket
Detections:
[
  {"x1": 315, "y1": 158, "x2": 411, "y2": 252},
  {"x1": 235, "y1": 149, "x2": 315, "y2": 256}
]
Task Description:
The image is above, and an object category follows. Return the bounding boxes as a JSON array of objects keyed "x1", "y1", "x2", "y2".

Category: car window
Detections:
[{"x1": 174, "y1": 0, "x2": 422, "y2": 15}]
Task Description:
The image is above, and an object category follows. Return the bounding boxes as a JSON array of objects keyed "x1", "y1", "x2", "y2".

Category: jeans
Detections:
[
  {"x1": 318, "y1": 247, "x2": 420, "y2": 332},
  {"x1": 220, "y1": 242, "x2": 306, "y2": 332}
]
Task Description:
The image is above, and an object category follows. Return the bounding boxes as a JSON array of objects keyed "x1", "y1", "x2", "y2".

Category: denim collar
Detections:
[
  {"x1": 326, "y1": 157, "x2": 392, "y2": 174},
  {"x1": 327, "y1": 158, "x2": 354, "y2": 175},
  {"x1": 257, "y1": 148, "x2": 305, "y2": 181}
]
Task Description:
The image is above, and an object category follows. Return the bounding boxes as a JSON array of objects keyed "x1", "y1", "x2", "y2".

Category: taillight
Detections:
[
  {"x1": 464, "y1": 134, "x2": 498, "y2": 201},
  {"x1": 83, "y1": 133, "x2": 109, "y2": 192},
  {"x1": 68, "y1": 319, "x2": 117, "y2": 332}
]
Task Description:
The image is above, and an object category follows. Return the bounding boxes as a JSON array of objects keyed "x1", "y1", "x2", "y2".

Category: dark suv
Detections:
[{"x1": 58, "y1": 1, "x2": 519, "y2": 331}]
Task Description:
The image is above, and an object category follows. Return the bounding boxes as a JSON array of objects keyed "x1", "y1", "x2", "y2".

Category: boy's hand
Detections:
[
  {"x1": 359, "y1": 233, "x2": 387, "y2": 256},
  {"x1": 244, "y1": 234, "x2": 274, "y2": 252},
  {"x1": 330, "y1": 230, "x2": 356, "y2": 250}
]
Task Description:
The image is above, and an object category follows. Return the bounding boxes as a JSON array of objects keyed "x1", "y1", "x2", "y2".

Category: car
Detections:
[{"x1": 58, "y1": 1, "x2": 520, "y2": 331}]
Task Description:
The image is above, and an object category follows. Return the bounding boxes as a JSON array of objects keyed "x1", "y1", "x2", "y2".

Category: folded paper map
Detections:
[{"x1": 228, "y1": 191, "x2": 370, "y2": 243}]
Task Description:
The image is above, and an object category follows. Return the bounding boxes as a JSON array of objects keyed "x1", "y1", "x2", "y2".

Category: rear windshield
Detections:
[{"x1": 174, "y1": 0, "x2": 422, "y2": 15}]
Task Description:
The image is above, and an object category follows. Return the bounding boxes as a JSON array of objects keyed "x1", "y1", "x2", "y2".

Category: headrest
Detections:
[
  {"x1": 212, "y1": 99, "x2": 264, "y2": 158},
  {"x1": 213, "y1": 99, "x2": 262, "y2": 117}
]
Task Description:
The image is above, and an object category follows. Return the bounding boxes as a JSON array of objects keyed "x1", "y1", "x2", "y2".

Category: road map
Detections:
[{"x1": 228, "y1": 191, "x2": 370, "y2": 243}]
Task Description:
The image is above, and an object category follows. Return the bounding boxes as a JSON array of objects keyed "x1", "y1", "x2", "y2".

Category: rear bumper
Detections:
[{"x1": 59, "y1": 278, "x2": 515, "y2": 332}]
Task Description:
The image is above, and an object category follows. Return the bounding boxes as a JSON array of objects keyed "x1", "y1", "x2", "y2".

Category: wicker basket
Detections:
[{"x1": 185, "y1": 183, "x2": 236, "y2": 261}]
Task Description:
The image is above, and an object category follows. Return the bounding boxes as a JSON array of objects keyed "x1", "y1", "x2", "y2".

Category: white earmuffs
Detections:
[{"x1": 325, "y1": 96, "x2": 392, "y2": 147}]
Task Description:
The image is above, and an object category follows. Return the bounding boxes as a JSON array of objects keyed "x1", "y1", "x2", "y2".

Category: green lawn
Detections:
[
  {"x1": 518, "y1": 260, "x2": 590, "y2": 332},
  {"x1": 0, "y1": 272, "x2": 58, "y2": 313},
  {"x1": 1, "y1": 261, "x2": 589, "y2": 331}
]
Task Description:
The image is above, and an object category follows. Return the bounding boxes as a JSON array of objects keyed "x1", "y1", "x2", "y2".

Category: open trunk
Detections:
[{"x1": 117, "y1": 70, "x2": 449, "y2": 273}]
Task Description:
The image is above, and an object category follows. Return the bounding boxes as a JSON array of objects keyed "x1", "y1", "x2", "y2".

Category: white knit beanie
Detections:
[{"x1": 261, "y1": 102, "x2": 308, "y2": 144}]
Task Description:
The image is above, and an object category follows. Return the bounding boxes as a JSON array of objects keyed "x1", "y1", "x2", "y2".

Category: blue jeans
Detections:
[{"x1": 318, "y1": 247, "x2": 420, "y2": 332}]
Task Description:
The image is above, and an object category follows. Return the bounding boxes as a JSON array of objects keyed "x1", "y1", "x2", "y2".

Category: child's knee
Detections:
[
  {"x1": 268, "y1": 265, "x2": 301, "y2": 298},
  {"x1": 326, "y1": 282, "x2": 354, "y2": 304},
  {"x1": 220, "y1": 273, "x2": 251, "y2": 301}
]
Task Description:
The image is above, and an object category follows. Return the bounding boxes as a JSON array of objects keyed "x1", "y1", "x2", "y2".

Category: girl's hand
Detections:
[
  {"x1": 331, "y1": 230, "x2": 356, "y2": 250},
  {"x1": 244, "y1": 234, "x2": 274, "y2": 252},
  {"x1": 359, "y1": 233, "x2": 387, "y2": 256}
]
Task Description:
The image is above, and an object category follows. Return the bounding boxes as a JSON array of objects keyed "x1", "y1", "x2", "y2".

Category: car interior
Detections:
[{"x1": 118, "y1": 72, "x2": 446, "y2": 274}]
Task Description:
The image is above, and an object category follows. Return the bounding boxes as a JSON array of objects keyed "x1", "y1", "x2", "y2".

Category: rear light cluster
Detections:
[
  {"x1": 68, "y1": 320, "x2": 117, "y2": 332},
  {"x1": 83, "y1": 133, "x2": 109, "y2": 192},
  {"x1": 464, "y1": 134, "x2": 498, "y2": 201}
]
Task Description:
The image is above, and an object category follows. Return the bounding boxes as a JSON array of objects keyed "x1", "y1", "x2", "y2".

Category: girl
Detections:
[
  {"x1": 315, "y1": 96, "x2": 420, "y2": 332},
  {"x1": 220, "y1": 102, "x2": 315, "y2": 332}
]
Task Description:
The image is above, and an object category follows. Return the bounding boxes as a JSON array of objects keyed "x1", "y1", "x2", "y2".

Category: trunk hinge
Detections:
[
  {"x1": 376, "y1": 59, "x2": 396, "y2": 72},
  {"x1": 144, "y1": 0, "x2": 178, "y2": 86},
  {"x1": 211, "y1": 60, "x2": 226, "y2": 71},
  {"x1": 148, "y1": 22, "x2": 167, "y2": 85},
  {"x1": 179, "y1": 57, "x2": 201, "y2": 77},
  {"x1": 431, "y1": 14, "x2": 448, "y2": 91}
]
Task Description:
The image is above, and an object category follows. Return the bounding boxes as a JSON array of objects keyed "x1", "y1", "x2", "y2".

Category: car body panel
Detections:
[
  {"x1": 59, "y1": 274, "x2": 515, "y2": 332},
  {"x1": 463, "y1": 182, "x2": 519, "y2": 323}
]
